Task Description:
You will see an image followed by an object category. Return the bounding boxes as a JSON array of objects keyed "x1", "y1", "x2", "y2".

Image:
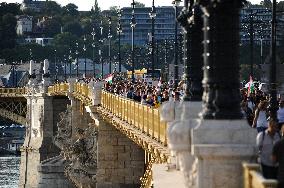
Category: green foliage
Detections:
[
  {"x1": 0, "y1": 13, "x2": 17, "y2": 49},
  {"x1": 0, "y1": 2, "x2": 21, "y2": 16},
  {"x1": 42, "y1": 1, "x2": 62, "y2": 16},
  {"x1": 135, "y1": 1, "x2": 145, "y2": 8},
  {"x1": 43, "y1": 18, "x2": 61, "y2": 37},
  {"x1": 63, "y1": 3, "x2": 79, "y2": 16},
  {"x1": 63, "y1": 21, "x2": 83, "y2": 37}
]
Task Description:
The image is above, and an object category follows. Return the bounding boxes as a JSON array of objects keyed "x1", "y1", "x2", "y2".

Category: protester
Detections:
[
  {"x1": 272, "y1": 129, "x2": 284, "y2": 188},
  {"x1": 256, "y1": 119, "x2": 281, "y2": 179},
  {"x1": 252, "y1": 100, "x2": 268, "y2": 132}
]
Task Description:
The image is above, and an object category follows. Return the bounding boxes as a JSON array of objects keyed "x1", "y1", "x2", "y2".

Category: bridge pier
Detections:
[
  {"x1": 19, "y1": 89, "x2": 69, "y2": 188},
  {"x1": 94, "y1": 116, "x2": 145, "y2": 188}
]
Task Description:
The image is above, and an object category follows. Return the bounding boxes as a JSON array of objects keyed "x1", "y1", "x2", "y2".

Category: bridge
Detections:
[
  {"x1": 0, "y1": 80, "x2": 278, "y2": 188},
  {"x1": 0, "y1": 1, "x2": 281, "y2": 188}
]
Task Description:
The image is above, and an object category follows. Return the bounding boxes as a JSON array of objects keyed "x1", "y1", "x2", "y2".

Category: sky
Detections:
[{"x1": 0, "y1": 0, "x2": 264, "y2": 11}]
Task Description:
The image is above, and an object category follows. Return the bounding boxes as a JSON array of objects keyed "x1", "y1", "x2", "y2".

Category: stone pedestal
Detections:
[
  {"x1": 165, "y1": 101, "x2": 202, "y2": 186},
  {"x1": 191, "y1": 120, "x2": 257, "y2": 188}
]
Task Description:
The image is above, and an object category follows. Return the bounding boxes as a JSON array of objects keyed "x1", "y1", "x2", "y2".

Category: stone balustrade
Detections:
[{"x1": 243, "y1": 162, "x2": 278, "y2": 188}]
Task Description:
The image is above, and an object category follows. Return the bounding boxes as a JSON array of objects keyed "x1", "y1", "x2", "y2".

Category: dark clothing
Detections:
[
  {"x1": 261, "y1": 163, "x2": 278, "y2": 179},
  {"x1": 133, "y1": 95, "x2": 141, "y2": 102},
  {"x1": 257, "y1": 126, "x2": 267, "y2": 133},
  {"x1": 272, "y1": 139, "x2": 284, "y2": 186}
]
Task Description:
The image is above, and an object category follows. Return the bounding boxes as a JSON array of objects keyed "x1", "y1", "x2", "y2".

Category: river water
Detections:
[{"x1": 0, "y1": 156, "x2": 20, "y2": 188}]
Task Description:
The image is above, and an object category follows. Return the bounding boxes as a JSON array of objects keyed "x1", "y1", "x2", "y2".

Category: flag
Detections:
[
  {"x1": 105, "y1": 74, "x2": 113, "y2": 83},
  {"x1": 246, "y1": 75, "x2": 254, "y2": 96}
]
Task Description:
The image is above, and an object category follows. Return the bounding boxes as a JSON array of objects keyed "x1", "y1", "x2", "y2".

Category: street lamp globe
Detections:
[
  {"x1": 172, "y1": 0, "x2": 181, "y2": 6},
  {"x1": 130, "y1": 18, "x2": 136, "y2": 28}
]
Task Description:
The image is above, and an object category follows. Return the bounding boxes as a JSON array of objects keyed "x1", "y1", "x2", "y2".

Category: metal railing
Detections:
[
  {"x1": 243, "y1": 162, "x2": 278, "y2": 188},
  {"x1": 101, "y1": 90, "x2": 167, "y2": 146},
  {"x1": 48, "y1": 83, "x2": 69, "y2": 95},
  {"x1": 0, "y1": 87, "x2": 26, "y2": 95}
]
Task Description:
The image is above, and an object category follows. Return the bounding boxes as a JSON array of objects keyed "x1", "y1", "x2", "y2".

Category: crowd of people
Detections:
[
  {"x1": 240, "y1": 84, "x2": 284, "y2": 187},
  {"x1": 103, "y1": 77, "x2": 182, "y2": 108},
  {"x1": 102, "y1": 76, "x2": 284, "y2": 187}
]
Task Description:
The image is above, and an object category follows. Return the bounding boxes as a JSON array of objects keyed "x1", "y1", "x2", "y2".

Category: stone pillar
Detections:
[
  {"x1": 190, "y1": 1, "x2": 257, "y2": 188},
  {"x1": 163, "y1": 1, "x2": 204, "y2": 186},
  {"x1": 19, "y1": 90, "x2": 63, "y2": 188}
]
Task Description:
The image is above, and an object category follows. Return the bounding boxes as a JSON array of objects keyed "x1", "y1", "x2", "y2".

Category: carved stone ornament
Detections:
[{"x1": 54, "y1": 107, "x2": 98, "y2": 187}]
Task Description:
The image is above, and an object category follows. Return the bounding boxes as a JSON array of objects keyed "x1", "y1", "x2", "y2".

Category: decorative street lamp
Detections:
[
  {"x1": 172, "y1": 0, "x2": 181, "y2": 88},
  {"x1": 75, "y1": 42, "x2": 79, "y2": 78},
  {"x1": 108, "y1": 16, "x2": 112, "y2": 75},
  {"x1": 149, "y1": 0, "x2": 156, "y2": 80},
  {"x1": 68, "y1": 49, "x2": 72, "y2": 78},
  {"x1": 83, "y1": 35, "x2": 87, "y2": 78},
  {"x1": 63, "y1": 55, "x2": 67, "y2": 81},
  {"x1": 117, "y1": 8, "x2": 123, "y2": 73},
  {"x1": 268, "y1": 0, "x2": 278, "y2": 122},
  {"x1": 99, "y1": 21, "x2": 104, "y2": 79},
  {"x1": 54, "y1": 49, "x2": 58, "y2": 82},
  {"x1": 130, "y1": 0, "x2": 136, "y2": 82},
  {"x1": 178, "y1": 0, "x2": 203, "y2": 101},
  {"x1": 91, "y1": 28, "x2": 96, "y2": 78}
]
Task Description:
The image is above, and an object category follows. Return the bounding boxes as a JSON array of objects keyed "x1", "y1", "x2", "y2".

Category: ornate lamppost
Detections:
[
  {"x1": 130, "y1": 0, "x2": 136, "y2": 82},
  {"x1": 149, "y1": 0, "x2": 156, "y2": 80},
  {"x1": 63, "y1": 55, "x2": 67, "y2": 81},
  {"x1": 83, "y1": 35, "x2": 87, "y2": 78},
  {"x1": 75, "y1": 42, "x2": 79, "y2": 78},
  {"x1": 172, "y1": 0, "x2": 181, "y2": 88},
  {"x1": 199, "y1": 0, "x2": 244, "y2": 119},
  {"x1": 268, "y1": 0, "x2": 278, "y2": 121},
  {"x1": 178, "y1": 0, "x2": 203, "y2": 101},
  {"x1": 99, "y1": 21, "x2": 104, "y2": 79},
  {"x1": 91, "y1": 28, "x2": 96, "y2": 78},
  {"x1": 54, "y1": 49, "x2": 58, "y2": 82},
  {"x1": 117, "y1": 8, "x2": 123, "y2": 73},
  {"x1": 68, "y1": 49, "x2": 72, "y2": 78},
  {"x1": 108, "y1": 16, "x2": 112, "y2": 74}
]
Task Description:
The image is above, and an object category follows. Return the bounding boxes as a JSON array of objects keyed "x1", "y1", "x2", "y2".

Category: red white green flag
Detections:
[{"x1": 105, "y1": 74, "x2": 113, "y2": 83}]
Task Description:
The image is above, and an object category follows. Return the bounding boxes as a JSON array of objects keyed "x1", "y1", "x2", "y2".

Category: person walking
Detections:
[
  {"x1": 253, "y1": 100, "x2": 268, "y2": 132},
  {"x1": 257, "y1": 119, "x2": 281, "y2": 179},
  {"x1": 272, "y1": 130, "x2": 284, "y2": 188}
]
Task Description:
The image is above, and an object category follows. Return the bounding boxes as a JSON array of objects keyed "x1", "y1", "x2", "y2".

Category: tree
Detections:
[
  {"x1": 43, "y1": 18, "x2": 61, "y2": 37},
  {"x1": 0, "y1": 13, "x2": 17, "y2": 49},
  {"x1": 260, "y1": 0, "x2": 272, "y2": 8},
  {"x1": 135, "y1": 1, "x2": 145, "y2": 8},
  {"x1": 63, "y1": 3, "x2": 79, "y2": 16},
  {"x1": 42, "y1": 1, "x2": 62, "y2": 16},
  {"x1": 62, "y1": 21, "x2": 83, "y2": 37},
  {"x1": 91, "y1": 0, "x2": 100, "y2": 17},
  {"x1": 0, "y1": 2, "x2": 21, "y2": 16}
]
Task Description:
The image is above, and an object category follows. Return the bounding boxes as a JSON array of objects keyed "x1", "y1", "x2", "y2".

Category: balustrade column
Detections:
[{"x1": 199, "y1": 0, "x2": 243, "y2": 119}]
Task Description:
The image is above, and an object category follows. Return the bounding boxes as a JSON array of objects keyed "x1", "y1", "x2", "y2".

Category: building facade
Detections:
[
  {"x1": 240, "y1": 6, "x2": 284, "y2": 46},
  {"x1": 16, "y1": 15, "x2": 33, "y2": 36},
  {"x1": 120, "y1": 6, "x2": 182, "y2": 45}
]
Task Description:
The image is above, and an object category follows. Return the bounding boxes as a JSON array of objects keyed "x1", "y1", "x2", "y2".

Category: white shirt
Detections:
[
  {"x1": 256, "y1": 130, "x2": 281, "y2": 166},
  {"x1": 277, "y1": 107, "x2": 284, "y2": 123},
  {"x1": 257, "y1": 110, "x2": 268, "y2": 128}
]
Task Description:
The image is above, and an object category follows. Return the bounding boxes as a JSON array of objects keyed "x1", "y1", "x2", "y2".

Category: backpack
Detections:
[{"x1": 259, "y1": 130, "x2": 281, "y2": 152}]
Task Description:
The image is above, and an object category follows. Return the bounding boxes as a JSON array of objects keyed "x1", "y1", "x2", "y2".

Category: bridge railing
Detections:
[
  {"x1": 243, "y1": 163, "x2": 278, "y2": 188},
  {"x1": 73, "y1": 83, "x2": 93, "y2": 104},
  {"x1": 101, "y1": 90, "x2": 167, "y2": 146},
  {"x1": 0, "y1": 87, "x2": 26, "y2": 95},
  {"x1": 48, "y1": 83, "x2": 69, "y2": 94}
]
